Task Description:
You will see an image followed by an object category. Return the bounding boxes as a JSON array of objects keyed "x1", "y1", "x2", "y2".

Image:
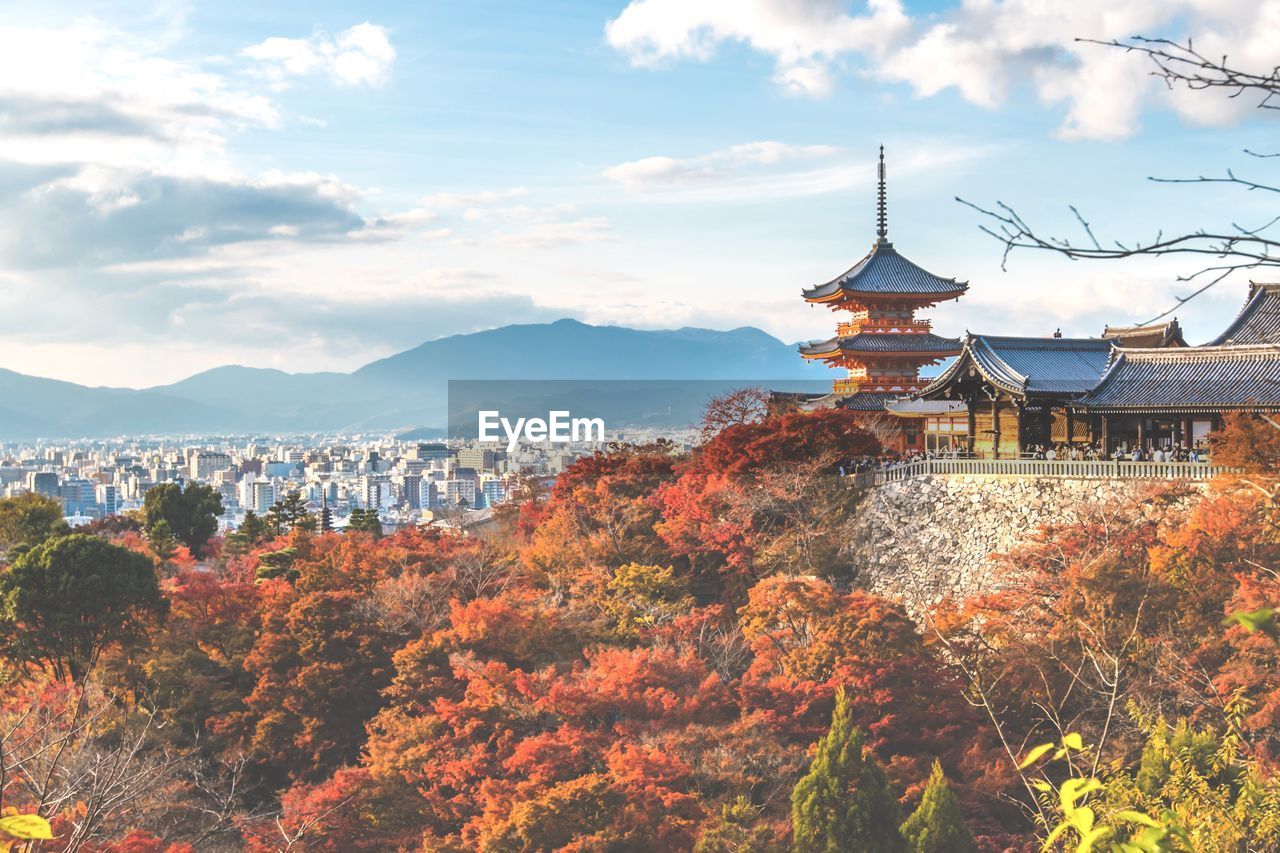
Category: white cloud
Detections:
[
  {"x1": 493, "y1": 217, "x2": 616, "y2": 248},
  {"x1": 606, "y1": 0, "x2": 911, "y2": 97},
  {"x1": 605, "y1": 0, "x2": 1280, "y2": 140},
  {"x1": 603, "y1": 139, "x2": 991, "y2": 202},
  {"x1": 243, "y1": 22, "x2": 396, "y2": 89},
  {"x1": 0, "y1": 20, "x2": 279, "y2": 174},
  {"x1": 605, "y1": 141, "x2": 844, "y2": 189},
  {"x1": 419, "y1": 187, "x2": 529, "y2": 208}
]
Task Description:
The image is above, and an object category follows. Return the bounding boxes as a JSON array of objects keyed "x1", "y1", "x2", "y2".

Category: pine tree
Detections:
[
  {"x1": 899, "y1": 760, "x2": 978, "y2": 853},
  {"x1": 792, "y1": 688, "x2": 905, "y2": 853},
  {"x1": 695, "y1": 796, "x2": 781, "y2": 853}
]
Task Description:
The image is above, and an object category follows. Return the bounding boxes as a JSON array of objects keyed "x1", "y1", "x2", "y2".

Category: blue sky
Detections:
[{"x1": 0, "y1": 0, "x2": 1277, "y2": 386}]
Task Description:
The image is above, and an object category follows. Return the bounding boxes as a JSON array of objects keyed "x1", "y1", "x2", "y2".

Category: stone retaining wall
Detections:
[{"x1": 845, "y1": 475, "x2": 1200, "y2": 615}]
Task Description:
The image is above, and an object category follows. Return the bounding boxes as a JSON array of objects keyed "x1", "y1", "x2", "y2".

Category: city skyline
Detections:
[{"x1": 2, "y1": 0, "x2": 1278, "y2": 387}]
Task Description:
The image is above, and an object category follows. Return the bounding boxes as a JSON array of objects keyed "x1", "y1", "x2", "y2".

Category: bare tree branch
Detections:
[{"x1": 958, "y1": 36, "x2": 1280, "y2": 326}]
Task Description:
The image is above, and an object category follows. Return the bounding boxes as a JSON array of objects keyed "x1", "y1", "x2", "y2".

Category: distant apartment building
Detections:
[
  {"x1": 60, "y1": 478, "x2": 96, "y2": 516},
  {"x1": 218, "y1": 482, "x2": 239, "y2": 517},
  {"x1": 412, "y1": 442, "x2": 451, "y2": 462},
  {"x1": 434, "y1": 478, "x2": 476, "y2": 509},
  {"x1": 191, "y1": 451, "x2": 232, "y2": 480},
  {"x1": 456, "y1": 447, "x2": 499, "y2": 472},
  {"x1": 361, "y1": 474, "x2": 392, "y2": 509},
  {"x1": 480, "y1": 477, "x2": 506, "y2": 507},
  {"x1": 94, "y1": 483, "x2": 121, "y2": 516},
  {"x1": 401, "y1": 473, "x2": 422, "y2": 509},
  {"x1": 247, "y1": 480, "x2": 276, "y2": 514},
  {"x1": 27, "y1": 471, "x2": 59, "y2": 498}
]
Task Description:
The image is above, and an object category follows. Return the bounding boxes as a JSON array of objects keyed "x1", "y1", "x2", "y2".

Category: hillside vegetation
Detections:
[{"x1": 1, "y1": 406, "x2": 1278, "y2": 851}]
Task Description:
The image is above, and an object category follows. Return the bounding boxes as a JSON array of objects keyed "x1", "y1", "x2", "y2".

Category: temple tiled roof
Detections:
[
  {"x1": 799, "y1": 332, "x2": 963, "y2": 358},
  {"x1": 921, "y1": 335, "x2": 1115, "y2": 398},
  {"x1": 802, "y1": 240, "x2": 968, "y2": 302},
  {"x1": 1079, "y1": 345, "x2": 1280, "y2": 412},
  {"x1": 837, "y1": 391, "x2": 903, "y2": 412},
  {"x1": 1102, "y1": 319, "x2": 1186, "y2": 349},
  {"x1": 1207, "y1": 283, "x2": 1280, "y2": 346}
]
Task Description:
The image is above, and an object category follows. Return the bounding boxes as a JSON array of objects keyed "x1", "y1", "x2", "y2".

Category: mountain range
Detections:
[{"x1": 0, "y1": 320, "x2": 829, "y2": 439}]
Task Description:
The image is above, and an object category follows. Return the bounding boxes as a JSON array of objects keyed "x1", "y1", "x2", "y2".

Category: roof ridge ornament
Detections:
[{"x1": 876, "y1": 144, "x2": 888, "y2": 243}]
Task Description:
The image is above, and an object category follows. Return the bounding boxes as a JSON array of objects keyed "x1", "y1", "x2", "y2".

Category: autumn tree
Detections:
[
  {"x1": 699, "y1": 386, "x2": 773, "y2": 443},
  {"x1": 524, "y1": 441, "x2": 679, "y2": 585},
  {"x1": 899, "y1": 761, "x2": 978, "y2": 853},
  {"x1": 136, "y1": 567, "x2": 260, "y2": 746},
  {"x1": 143, "y1": 482, "x2": 222, "y2": 555},
  {"x1": 232, "y1": 585, "x2": 398, "y2": 784},
  {"x1": 792, "y1": 688, "x2": 905, "y2": 853},
  {"x1": 657, "y1": 408, "x2": 878, "y2": 592},
  {"x1": 0, "y1": 533, "x2": 165, "y2": 681}
]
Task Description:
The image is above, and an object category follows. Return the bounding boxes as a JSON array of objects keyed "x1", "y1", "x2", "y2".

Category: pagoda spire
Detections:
[{"x1": 876, "y1": 144, "x2": 888, "y2": 242}]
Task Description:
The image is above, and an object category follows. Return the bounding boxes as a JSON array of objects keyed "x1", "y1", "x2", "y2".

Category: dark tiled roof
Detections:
[
  {"x1": 1207, "y1": 283, "x2": 1280, "y2": 346},
  {"x1": 803, "y1": 240, "x2": 968, "y2": 301},
  {"x1": 1103, "y1": 319, "x2": 1186, "y2": 349},
  {"x1": 838, "y1": 391, "x2": 902, "y2": 412},
  {"x1": 799, "y1": 333, "x2": 962, "y2": 357},
  {"x1": 1080, "y1": 345, "x2": 1280, "y2": 412},
  {"x1": 922, "y1": 335, "x2": 1115, "y2": 398}
]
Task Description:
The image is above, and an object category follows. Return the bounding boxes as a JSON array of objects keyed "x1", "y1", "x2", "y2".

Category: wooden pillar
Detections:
[
  {"x1": 991, "y1": 394, "x2": 1001, "y2": 460},
  {"x1": 1015, "y1": 399, "x2": 1025, "y2": 457},
  {"x1": 1137, "y1": 417, "x2": 1146, "y2": 451},
  {"x1": 1100, "y1": 414, "x2": 1109, "y2": 453},
  {"x1": 1065, "y1": 407, "x2": 1074, "y2": 445},
  {"x1": 965, "y1": 396, "x2": 977, "y2": 457}
]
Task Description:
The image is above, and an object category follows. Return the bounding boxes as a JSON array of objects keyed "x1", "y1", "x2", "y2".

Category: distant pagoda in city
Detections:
[{"x1": 799, "y1": 146, "x2": 967, "y2": 411}]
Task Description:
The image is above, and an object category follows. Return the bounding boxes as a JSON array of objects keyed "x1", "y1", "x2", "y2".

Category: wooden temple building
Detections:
[
  {"x1": 798, "y1": 147, "x2": 966, "y2": 451},
  {"x1": 796, "y1": 150, "x2": 1280, "y2": 458}
]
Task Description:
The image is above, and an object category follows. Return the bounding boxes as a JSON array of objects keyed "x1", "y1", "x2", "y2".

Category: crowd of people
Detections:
[
  {"x1": 1023, "y1": 443, "x2": 1209, "y2": 463},
  {"x1": 837, "y1": 442, "x2": 1212, "y2": 476}
]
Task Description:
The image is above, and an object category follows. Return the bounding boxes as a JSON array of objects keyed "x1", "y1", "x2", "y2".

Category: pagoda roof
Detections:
[
  {"x1": 803, "y1": 239, "x2": 969, "y2": 302},
  {"x1": 1206, "y1": 282, "x2": 1280, "y2": 346},
  {"x1": 921, "y1": 334, "x2": 1115, "y2": 399},
  {"x1": 1079, "y1": 344, "x2": 1280, "y2": 413},
  {"x1": 1102, "y1": 318, "x2": 1187, "y2": 349},
  {"x1": 799, "y1": 332, "x2": 963, "y2": 358}
]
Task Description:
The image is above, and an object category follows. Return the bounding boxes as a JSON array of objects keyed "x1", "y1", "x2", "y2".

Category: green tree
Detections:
[
  {"x1": 695, "y1": 795, "x2": 781, "y2": 853},
  {"x1": 899, "y1": 761, "x2": 977, "y2": 853},
  {"x1": 0, "y1": 493, "x2": 67, "y2": 555},
  {"x1": 143, "y1": 482, "x2": 222, "y2": 555},
  {"x1": 266, "y1": 491, "x2": 313, "y2": 536},
  {"x1": 146, "y1": 517, "x2": 178, "y2": 561},
  {"x1": 0, "y1": 533, "x2": 165, "y2": 680},
  {"x1": 792, "y1": 688, "x2": 905, "y2": 853},
  {"x1": 222, "y1": 510, "x2": 270, "y2": 561},
  {"x1": 345, "y1": 508, "x2": 382, "y2": 537}
]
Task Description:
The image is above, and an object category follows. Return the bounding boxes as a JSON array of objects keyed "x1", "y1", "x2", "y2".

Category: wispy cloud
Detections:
[
  {"x1": 604, "y1": 141, "x2": 843, "y2": 189},
  {"x1": 492, "y1": 217, "x2": 615, "y2": 249},
  {"x1": 603, "y1": 139, "x2": 994, "y2": 202}
]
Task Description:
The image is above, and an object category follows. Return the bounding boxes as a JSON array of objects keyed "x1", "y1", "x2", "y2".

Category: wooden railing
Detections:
[
  {"x1": 849, "y1": 457, "x2": 1238, "y2": 488},
  {"x1": 837, "y1": 318, "x2": 932, "y2": 336}
]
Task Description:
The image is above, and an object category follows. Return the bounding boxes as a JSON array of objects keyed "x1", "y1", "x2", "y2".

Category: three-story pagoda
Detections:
[{"x1": 799, "y1": 147, "x2": 967, "y2": 412}]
